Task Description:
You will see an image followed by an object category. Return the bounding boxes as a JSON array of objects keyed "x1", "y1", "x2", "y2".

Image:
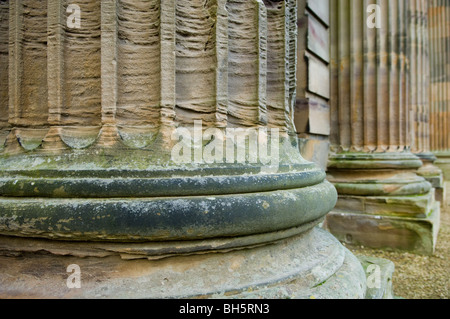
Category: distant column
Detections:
[
  {"x1": 409, "y1": 0, "x2": 444, "y2": 205},
  {"x1": 429, "y1": 0, "x2": 450, "y2": 182},
  {"x1": 326, "y1": 0, "x2": 440, "y2": 255}
]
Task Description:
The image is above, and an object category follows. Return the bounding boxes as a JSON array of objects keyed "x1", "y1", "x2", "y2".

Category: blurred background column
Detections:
[
  {"x1": 325, "y1": 0, "x2": 440, "y2": 255},
  {"x1": 428, "y1": 0, "x2": 450, "y2": 205},
  {"x1": 409, "y1": 1, "x2": 444, "y2": 206}
]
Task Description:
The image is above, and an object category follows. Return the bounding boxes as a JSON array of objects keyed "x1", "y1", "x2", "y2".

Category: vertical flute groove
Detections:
[
  {"x1": 350, "y1": 0, "x2": 364, "y2": 151},
  {"x1": 338, "y1": 0, "x2": 351, "y2": 150},
  {"x1": 175, "y1": 0, "x2": 218, "y2": 127},
  {"x1": 9, "y1": 0, "x2": 48, "y2": 128},
  {"x1": 158, "y1": 0, "x2": 176, "y2": 142},
  {"x1": 116, "y1": 0, "x2": 160, "y2": 128},
  {"x1": 61, "y1": 0, "x2": 101, "y2": 127},
  {"x1": 0, "y1": 1, "x2": 8, "y2": 132},
  {"x1": 227, "y1": 0, "x2": 267, "y2": 128},
  {"x1": 376, "y1": 0, "x2": 389, "y2": 151},
  {"x1": 47, "y1": 0, "x2": 63, "y2": 127},
  {"x1": 264, "y1": 0, "x2": 290, "y2": 131}
]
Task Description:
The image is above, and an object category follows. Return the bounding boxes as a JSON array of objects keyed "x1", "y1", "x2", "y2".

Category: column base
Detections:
[
  {"x1": 434, "y1": 152, "x2": 450, "y2": 181},
  {"x1": 416, "y1": 152, "x2": 445, "y2": 205},
  {"x1": 0, "y1": 149, "x2": 336, "y2": 242},
  {"x1": 0, "y1": 227, "x2": 378, "y2": 299},
  {"x1": 325, "y1": 201, "x2": 440, "y2": 255},
  {"x1": 327, "y1": 152, "x2": 440, "y2": 255}
]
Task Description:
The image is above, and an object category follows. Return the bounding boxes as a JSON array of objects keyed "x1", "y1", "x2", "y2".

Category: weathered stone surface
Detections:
[
  {"x1": 326, "y1": 152, "x2": 440, "y2": 255},
  {"x1": 0, "y1": 227, "x2": 368, "y2": 299},
  {"x1": 226, "y1": 0, "x2": 267, "y2": 128},
  {"x1": 0, "y1": 178, "x2": 336, "y2": 241},
  {"x1": 116, "y1": 0, "x2": 161, "y2": 129},
  {"x1": 334, "y1": 192, "x2": 436, "y2": 219},
  {"x1": 0, "y1": 0, "x2": 7, "y2": 140},
  {"x1": 325, "y1": 203, "x2": 440, "y2": 255},
  {"x1": 0, "y1": 0, "x2": 325, "y2": 242}
]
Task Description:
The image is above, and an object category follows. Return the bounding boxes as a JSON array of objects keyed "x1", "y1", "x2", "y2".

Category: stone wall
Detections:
[{"x1": 294, "y1": 0, "x2": 331, "y2": 171}]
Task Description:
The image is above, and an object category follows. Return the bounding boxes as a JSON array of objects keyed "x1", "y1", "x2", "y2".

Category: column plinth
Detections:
[{"x1": 326, "y1": 152, "x2": 440, "y2": 255}]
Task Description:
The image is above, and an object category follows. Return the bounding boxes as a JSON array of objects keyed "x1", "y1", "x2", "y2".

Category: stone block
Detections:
[
  {"x1": 306, "y1": 0, "x2": 329, "y2": 25},
  {"x1": 307, "y1": 13, "x2": 329, "y2": 62},
  {"x1": 334, "y1": 191, "x2": 436, "y2": 219},
  {"x1": 307, "y1": 56, "x2": 330, "y2": 99},
  {"x1": 325, "y1": 203, "x2": 441, "y2": 255}
]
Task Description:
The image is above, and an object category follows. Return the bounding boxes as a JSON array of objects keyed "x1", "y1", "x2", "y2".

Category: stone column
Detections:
[
  {"x1": 326, "y1": 0, "x2": 440, "y2": 255},
  {"x1": 429, "y1": 0, "x2": 450, "y2": 183},
  {"x1": 409, "y1": 0, "x2": 444, "y2": 205},
  {"x1": 0, "y1": 0, "x2": 371, "y2": 299}
]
